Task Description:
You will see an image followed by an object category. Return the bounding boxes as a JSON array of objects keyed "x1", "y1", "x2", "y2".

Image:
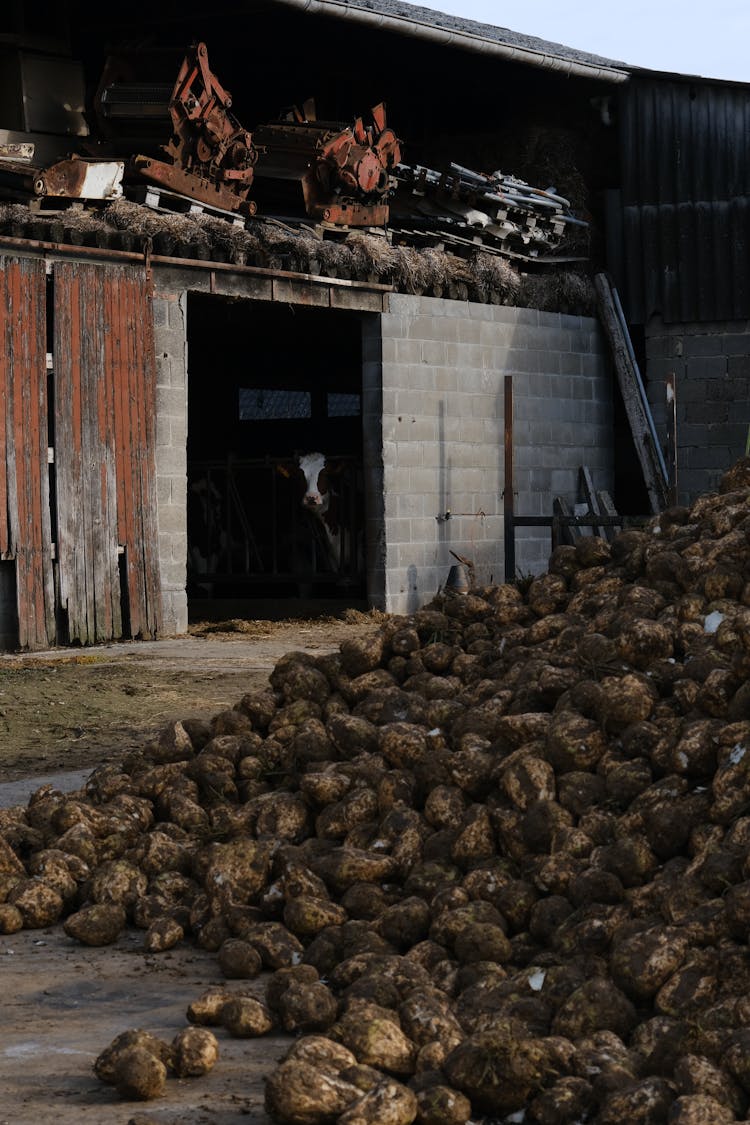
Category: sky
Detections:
[{"x1": 417, "y1": 0, "x2": 750, "y2": 83}]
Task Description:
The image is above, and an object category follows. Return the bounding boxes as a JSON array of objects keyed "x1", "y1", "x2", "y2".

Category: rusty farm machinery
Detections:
[{"x1": 0, "y1": 41, "x2": 587, "y2": 263}]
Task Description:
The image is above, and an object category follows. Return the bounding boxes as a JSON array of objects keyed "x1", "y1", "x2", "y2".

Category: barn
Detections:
[{"x1": 0, "y1": 0, "x2": 742, "y2": 650}]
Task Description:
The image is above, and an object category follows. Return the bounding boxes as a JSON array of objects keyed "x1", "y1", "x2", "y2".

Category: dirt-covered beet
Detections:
[{"x1": 9, "y1": 463, "x2": 750, "y2": 1118}]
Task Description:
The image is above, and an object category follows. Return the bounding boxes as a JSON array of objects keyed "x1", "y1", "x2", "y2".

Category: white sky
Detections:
[{"x1": 418, "y1": 0, "x2": 750, "y2": 83}]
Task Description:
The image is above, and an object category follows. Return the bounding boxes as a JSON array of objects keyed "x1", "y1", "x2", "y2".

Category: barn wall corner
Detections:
[
  {"x1": 379, "y1": 295, "x2": 614, "y2": 615},
  {"x1": 153, "y1": 289, "x2": 189, "y2": 635},
  {"x1": 644, "y1": 315, "x2": 750, "y2": 503}
]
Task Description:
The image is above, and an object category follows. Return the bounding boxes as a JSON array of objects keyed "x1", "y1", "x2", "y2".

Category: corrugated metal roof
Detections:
[{"x1": 617, "y1": 77, "x2": 750, "y2": 324}]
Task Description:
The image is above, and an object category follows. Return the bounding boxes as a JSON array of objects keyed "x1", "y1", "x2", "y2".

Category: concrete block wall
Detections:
[
  {"x1": 380, "y1": 295, "x2": 613, "y2": 615},
  {"x1": 153, "y1": 292, "x2": 189, "y2": 636},
  {"x1": 645, "y1": 317, "x2": 750, "y2": 504}
]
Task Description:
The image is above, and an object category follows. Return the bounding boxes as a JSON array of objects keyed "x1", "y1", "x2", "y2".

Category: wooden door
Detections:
[
  {"x1": 0, "y1": 257, "x2": 55, "y2": 650},
  {"x1": 53, "y1": 261, "x2": 162, "y2": 643}
]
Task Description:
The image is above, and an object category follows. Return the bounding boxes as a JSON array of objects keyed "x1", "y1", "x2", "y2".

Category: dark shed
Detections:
[{"x1": 612, "y1": 74, "x2": 750, "y2": 324}]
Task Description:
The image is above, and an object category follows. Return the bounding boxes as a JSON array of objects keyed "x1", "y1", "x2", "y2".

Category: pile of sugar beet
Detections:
[{"x1": 8, "y1": 465, "x2": 750, "y2": 1124}]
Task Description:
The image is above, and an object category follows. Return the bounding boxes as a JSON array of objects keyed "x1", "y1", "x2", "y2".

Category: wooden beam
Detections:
[
  {"x1": 578, "y1": 466, "x2": 604, "y2": 538},
  {"x1": 594, "y1": 273, "x2": 669, "y2": 514}
]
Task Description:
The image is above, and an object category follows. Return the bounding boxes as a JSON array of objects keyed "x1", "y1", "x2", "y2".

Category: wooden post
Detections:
[
  {"x1": 666, "y1": 372, "x2": 678, "y2": 506},
  {"x1": 503, "y1": 375, "x2": 515, "y2": 583}
]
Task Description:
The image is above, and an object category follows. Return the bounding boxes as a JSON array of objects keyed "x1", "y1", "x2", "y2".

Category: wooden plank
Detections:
[
  {"x1": 7, "y1": 257, "x2": 54, "y2": 648},
  {"x1": 123, "y1": 270, "x2": 144, "y2": 637},
  {"x1": 30, "y1": 258, "x2": 55, "y2": 646},
  {"x1": 596, "y1": 490, "x2": 621, "y2": 542},
  {"x1": 56, "y1": 261, "x2": 131, "y2": 644},
  {"x1": 112, "y1": 265, "x2": 133, "y2": 637},
  {"x1": 8, "y1": 263, "x2": 34, "y2": 646},
  {"x1": 578, "y1": 466, "x2": 604, "y2": 538},
  {"x1": 109, "y1": 266, "x2": 163, "y2": 640},
  {"x1": 53, "y1": 261, "x2": 81, "y2": 641},
  {"x1": 0, "y1": 264, "x2": 10, "y2": 560},
  {"x1": 594, "y1": 273, "x2": 669, "y2": 514},
  {"x1": 59, "y1": 263, "x2": 92, "y2": 643},
  {"x1": 92, "y1": 268, "x2": 120, "y2": 642},
  {"x1": 80, "y1": 263, "x2": 98, "y2": 642},
  {"x1": 136, "y1": 270, "x2": 163, "y2": 638},
  {"x1": 101, "y1": 271, "x2": 123, "y2": 640},
  {"x1": 552, "y1": 497, "x2": 581, "y2": 547}
]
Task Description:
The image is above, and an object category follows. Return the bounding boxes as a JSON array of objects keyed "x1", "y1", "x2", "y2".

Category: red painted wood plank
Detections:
[
  {"x1": 0, "y1": 264, "x2": 10, "y2": 560},
  {"x1": 8, "y1": 258, "x2": 53, "y2": 649}
]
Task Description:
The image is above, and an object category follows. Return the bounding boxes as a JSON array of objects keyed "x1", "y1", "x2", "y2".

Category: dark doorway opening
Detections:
[{"x1": 186, "y1": 294, "x2": 368, "y2": 619}]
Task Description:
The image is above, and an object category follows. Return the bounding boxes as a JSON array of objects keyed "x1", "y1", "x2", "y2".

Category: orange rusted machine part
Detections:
[
  {"x1": 96, "y1": 42, "x2": 258, "y2": 215},
  {"x1": 252, "y1": 100, "x2": 401, "y2": 226}
]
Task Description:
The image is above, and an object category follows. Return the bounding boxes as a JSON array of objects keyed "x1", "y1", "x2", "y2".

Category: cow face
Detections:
[{"x1": 298, "y1": 451, "x2": 331, "y2": 517}]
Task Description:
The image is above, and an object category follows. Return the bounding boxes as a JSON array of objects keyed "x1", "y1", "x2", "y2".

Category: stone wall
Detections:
[
  {"x1": 645, "y1": 316, "x2": 750, "y2": 504},
  {"x1": 152, "y1": 291, "x2": 189, "y2": 636},
  {"x1": 378, "y1": 295, "x2": 614, "y2": 615},
  {"x1": 151, "y1": 279, "x2": 614, "y2": 627}
]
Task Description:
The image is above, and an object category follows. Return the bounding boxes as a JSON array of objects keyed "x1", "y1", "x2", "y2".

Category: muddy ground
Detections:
[
  {"x1": 0, "y1": 614, "x2": 380, "y2": 780},
  {"x1": 0, "y1": 612, "x2": 382, "y2": 1124}
]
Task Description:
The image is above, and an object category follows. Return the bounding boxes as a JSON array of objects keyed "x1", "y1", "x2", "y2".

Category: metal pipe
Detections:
[
  {"x1": 503, "y1": 375, "x2": 515, "y2": 583},
  {"x1": 270, "y1": 0, "x2": 629, "y2": 83},
  {"x1": 666, "y1": 373, "x2": 678, "y2": 506}
]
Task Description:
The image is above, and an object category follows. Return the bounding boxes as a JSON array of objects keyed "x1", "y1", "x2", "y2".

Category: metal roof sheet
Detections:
[{"x1": 617, "y1": 78, "x2": 750, "y2": 323}]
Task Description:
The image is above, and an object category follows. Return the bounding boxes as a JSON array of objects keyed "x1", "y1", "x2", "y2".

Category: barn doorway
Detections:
[{"x1": 186, "y1": 294, "x2": 370, "y2": 620}]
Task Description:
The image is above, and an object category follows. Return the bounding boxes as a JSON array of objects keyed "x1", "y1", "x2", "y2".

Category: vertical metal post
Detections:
[
  {"x1": 666, "y1": 372, "x2": 678, "y2": 506},
  {"x1": 503, "y1": 375, "x2": 515, "y2": 583}
]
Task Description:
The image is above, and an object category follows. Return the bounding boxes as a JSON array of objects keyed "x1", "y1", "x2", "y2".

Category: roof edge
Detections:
[{"x1": 271, "y1": 0, "x2": 630, "y2": 83}]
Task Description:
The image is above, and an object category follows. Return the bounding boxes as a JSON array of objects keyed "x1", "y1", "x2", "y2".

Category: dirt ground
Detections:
[
  {"x1": 0, "y1": 614, "x2": 380, "y2": 780},
  {"x1": 0, "y1": 612, "x2": 383, "y2": 1124}
]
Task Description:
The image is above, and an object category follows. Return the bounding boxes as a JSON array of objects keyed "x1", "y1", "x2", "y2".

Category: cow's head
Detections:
[{"x1": 298, "y1": 451, "x2": 332, "y2": 516}]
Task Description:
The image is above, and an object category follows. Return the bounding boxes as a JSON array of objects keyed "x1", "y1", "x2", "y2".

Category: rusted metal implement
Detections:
[
  {"x1": 0, "y1": 152, "x2": 124, "y2": 201},
  {"x1": 97, "y1": 43, "x2": 258, "y2": 215},
  {"x1": 252, "y1": 102, "x2": 400, "y2": 226},
  {"x1": 0, "y1": 40, "x2": 589, "y2": 259}
]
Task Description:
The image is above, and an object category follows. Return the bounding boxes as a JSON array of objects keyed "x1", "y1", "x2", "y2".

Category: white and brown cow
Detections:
[{"x1": 297, "y1": 451, "x2": 345, "y2": 573}]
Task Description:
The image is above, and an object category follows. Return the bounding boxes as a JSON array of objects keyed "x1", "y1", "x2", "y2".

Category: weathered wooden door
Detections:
[
  {"x1": 0, "y1": 257, "x2": 55, "y2": 649},
  {"x1": 53, "y1": 261, "x2": 162, "y2": 644},
  {"x1": 0, "y1": 253, "x2": 162, "y2": 649}
]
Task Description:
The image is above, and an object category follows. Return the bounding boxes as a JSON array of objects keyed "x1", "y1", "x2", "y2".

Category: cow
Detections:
[{"x1": 294, "y1": 451, "x2": 362, "y2": 581}]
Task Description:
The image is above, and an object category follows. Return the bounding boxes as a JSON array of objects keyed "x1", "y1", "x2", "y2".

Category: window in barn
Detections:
[
  {"x1": 238, "y1": 388, "x2": 312, "y2": 420},
  {"x1": 327, "y1": 392, "x2": 361, "y2": 417}
]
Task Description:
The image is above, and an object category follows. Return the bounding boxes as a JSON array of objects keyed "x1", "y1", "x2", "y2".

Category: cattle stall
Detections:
[{"x1": 186, "y1": 294, "x2": 369, "y2": 616}]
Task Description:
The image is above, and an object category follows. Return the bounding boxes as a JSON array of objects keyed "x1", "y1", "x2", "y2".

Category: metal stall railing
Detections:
[{"x1": 187, "y1": 455, "x2": 363, "y2": 595}]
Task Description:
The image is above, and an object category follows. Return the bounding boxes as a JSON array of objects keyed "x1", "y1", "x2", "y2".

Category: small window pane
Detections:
[
  {"x1": 327, "y1": 392, "x2": 361, "y2": 417},
  {"x1": 239, "y1": 389, "x2": 311, "y2": 420}
]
